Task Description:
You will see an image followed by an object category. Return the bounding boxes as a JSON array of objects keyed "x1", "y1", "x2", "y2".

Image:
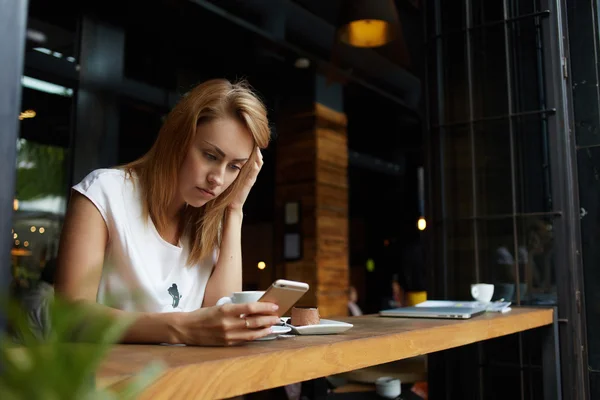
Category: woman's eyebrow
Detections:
[{"x1": 202, "y1": 140, "x2": 249, "y2": 162}]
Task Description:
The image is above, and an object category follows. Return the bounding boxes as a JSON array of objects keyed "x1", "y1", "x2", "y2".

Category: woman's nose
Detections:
[{"x1": 207, "y1": 165, "x2": 225, "y2": 186}]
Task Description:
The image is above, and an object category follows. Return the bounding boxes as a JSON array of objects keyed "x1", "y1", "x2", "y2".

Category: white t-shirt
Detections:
[{"x1": 73, "y1": 169, "x2": 215, "y2": 313}]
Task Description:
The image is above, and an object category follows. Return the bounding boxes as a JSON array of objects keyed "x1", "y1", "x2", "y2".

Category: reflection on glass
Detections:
[
  {"x1": 481, "y1": 217, "x2": 555, "y2": 305},
  {"x1": 12, "y1": 139, "x2": 67, "y2": 290},
  {"x1": 517, "y1": 218, "x2": 555, "y2": 305}
]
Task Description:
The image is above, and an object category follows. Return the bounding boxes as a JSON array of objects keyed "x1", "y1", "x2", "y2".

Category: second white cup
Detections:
[{"x1": 471, "y1": 283, "x2": 494, "y2": 303}]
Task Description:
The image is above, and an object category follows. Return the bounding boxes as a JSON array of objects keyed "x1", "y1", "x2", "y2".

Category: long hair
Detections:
[{"x1": 124, "y1": 79, "x2": 270, "y2": 266}]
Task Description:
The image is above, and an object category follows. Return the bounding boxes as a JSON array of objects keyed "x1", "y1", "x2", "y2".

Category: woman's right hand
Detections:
[{"x1": 174, "y1": 302, "x2": 281, "y2": 346}]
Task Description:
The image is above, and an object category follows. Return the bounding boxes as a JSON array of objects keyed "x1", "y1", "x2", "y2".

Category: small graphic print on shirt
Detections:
[{"x1": 168, "y1": 284, "x2": 183, "y2": 308}]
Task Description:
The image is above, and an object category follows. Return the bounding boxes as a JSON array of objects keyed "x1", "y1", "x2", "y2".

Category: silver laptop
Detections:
[{"x1": 379, "y1": 306, "x2": 487, "y2": 320}]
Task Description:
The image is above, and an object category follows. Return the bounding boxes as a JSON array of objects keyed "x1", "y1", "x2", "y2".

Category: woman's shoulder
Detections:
[{"x1": 74, "y1": 168, "x2": 133, "y2": 192}]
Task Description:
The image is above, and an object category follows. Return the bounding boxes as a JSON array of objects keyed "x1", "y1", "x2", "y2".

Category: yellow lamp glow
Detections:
[
  {"x1": 345, "y1": 19, "x2": 392, "y2": 48},
  {"x1": 257, "y1": 261, "x2": 266, "y2": 270},
  {"x1": 336, "y1": 0, "x2": 399, "y2": 48},
  {"x1": 417, "y1": 217, "x2": 427, "y2": 231},
  {"x1": 19, "y1": 109, "x2": 36, "y2": 120}
]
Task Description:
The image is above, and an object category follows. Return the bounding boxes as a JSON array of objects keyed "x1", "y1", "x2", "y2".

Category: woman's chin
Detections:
[{"x1": 185, "y1": 198, "x2": 209, "y2": 208}]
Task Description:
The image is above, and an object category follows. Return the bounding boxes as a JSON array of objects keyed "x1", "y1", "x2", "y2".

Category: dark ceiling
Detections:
[
  {"x1": 21, "y1": 0, "x2": 424, "y2": 241},
  {"x1": 24, "y1": 0, "x2": 424, "y2": 163}
]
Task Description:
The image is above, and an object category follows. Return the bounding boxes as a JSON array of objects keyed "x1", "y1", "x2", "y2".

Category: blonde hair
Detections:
[{"x1": 124, "y1": 79, "x2": 270, "y2": 265}]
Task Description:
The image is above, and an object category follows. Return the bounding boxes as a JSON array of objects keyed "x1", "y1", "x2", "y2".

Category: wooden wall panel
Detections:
[
  {"x1": 316, "y1": 291, "x2": 350, "y2": 317},
  {"x1": 317, "y1": 162, "x2": 348, "y2": 188},
  {"x1": 317, "y1": 185, "x2": 348, "y2": 214},
  {"x1": 316, "y1": 129, "x2": 348, "y2": 168},
  {"x1": 317, "y1": 267, "x2": 349, "y2": 289}
]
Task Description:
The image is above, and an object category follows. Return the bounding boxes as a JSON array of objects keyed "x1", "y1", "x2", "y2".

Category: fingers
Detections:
[
  {"x1": 221, "y1": 301, "x2": 279, "y2": 317},
  {"x1": 208, "y1": 303, "x2": 281, "y2": 346},
  {"x1": 246, "y1": 148, "x2": 263, "y2": 183},
  {"x1": 256, "y1": 147, "x2": 263, "y2": 167},
  {"x1": 244, "y1": 315, "x2": 282, "y2": 329},
  {"x1": 222, "y1": 326, "x2": 274, "y2": 346}
]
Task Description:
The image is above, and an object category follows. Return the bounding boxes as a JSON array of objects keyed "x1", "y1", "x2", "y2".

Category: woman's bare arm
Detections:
[
  {"x1": 202, "y1": 208, "x2": 243, "y2": 307},
  {"x1": 55, "y1": 192, "x2": 278, "y2": 345},
  {"x1": 55, "y1": 192, "x2": 181, "y2": 344}
]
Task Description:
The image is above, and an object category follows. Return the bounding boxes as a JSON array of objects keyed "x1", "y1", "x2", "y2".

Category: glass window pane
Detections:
[
  {"x1": 510, "y1": 18, "x2": 546, "y2": 114},
  {"x1": 472, "y1": 0, "x2": 505, "y2": 26},
  {"x1": 13, "y1": 88, "x2": 72, "y2": 291},
  {"x1": 516, "y1": 216, "x2": 556, "y2": 305},
  {"x1": 446, "y1": 221, "x2": 476, "y2": 300},
  {"x1": 474, "y1": 114, "x2": 553, "y2": 217},
  {"x1": 477, "y1": 216, "x2": 556, "y2": 305},
  {"x1": 442, "y1": 125, "x2": 473, "y2": 219},
  {"x1": 471, "y1": 25, "x2": 509, "y2": 118},
  {"x1": 511, "y1": 0, "x2": 543, "y2": 18},
  {"x1": 440, "y1": 34, "x2": 470, "y2": 124},
  {"x1": 477, "y1": 217, "x2": 516, "y2": 292},
  {"x1": 513, "y1": 113, "x2": 553, "y2": 214},
  {"x1": 474, "y1": 119, "x2": 514, "y2": 216}
]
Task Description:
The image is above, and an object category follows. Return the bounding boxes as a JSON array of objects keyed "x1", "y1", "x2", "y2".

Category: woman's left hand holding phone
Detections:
[{"x1": 173, "y1": 302, "x2": 280, "y2": 346}]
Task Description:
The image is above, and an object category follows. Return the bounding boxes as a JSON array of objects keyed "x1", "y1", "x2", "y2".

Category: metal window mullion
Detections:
[
  {"x1": 503, "y1": 2, "x2": 527, "y2": 399},
  {"x1": 430, "y1": 10, "x2": 551, "y2": 40},
  {"x1": 502, "y1": 0, "x2": 522, "y2": 304},
  {"x1": 0, "y1": 0, "x2": 28, "y2": 338},
  {"x1": 541, "y1": 0, "x2": 583, "y2": 397},
  {"x1": 534, "y1": 9, "x2": 553, "y2": 212},
  {"x1": 464, "y1": 0, "x2": 480, "y2": 283},
  {"x1": 433, "y1": 107, "x2": 556, "y2": 128},
  {"x1": 433, "y1": 0, "x2": 449, "y2": 299},
  {"x1": 464, "y1": 3, "x2": 485, "y2": 399},
  {"x1": 423, "y1": 0, "x2": 439, "y2": 303}
]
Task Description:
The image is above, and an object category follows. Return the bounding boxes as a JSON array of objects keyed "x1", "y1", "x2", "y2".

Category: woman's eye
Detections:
[
  {"x1": 204, "y1": 152, "x2": 217, "y2": 161},
  {"x1": 229, "y1": 164, "x2": 242, "y2": 171}
]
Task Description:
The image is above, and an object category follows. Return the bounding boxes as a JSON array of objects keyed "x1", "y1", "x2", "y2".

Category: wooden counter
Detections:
[{"x1": 97, "y1": 307, "x2": 554, "y2": 399}]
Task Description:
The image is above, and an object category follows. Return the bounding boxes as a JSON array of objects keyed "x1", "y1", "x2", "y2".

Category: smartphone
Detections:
[{"x1": 258, "y1": 279, "x2": 309, "y2": 317}]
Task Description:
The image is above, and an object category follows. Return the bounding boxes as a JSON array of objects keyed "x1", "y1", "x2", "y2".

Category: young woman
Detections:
[{"x1": 55, "y1": 79, "x2": 280, "y2": 346}]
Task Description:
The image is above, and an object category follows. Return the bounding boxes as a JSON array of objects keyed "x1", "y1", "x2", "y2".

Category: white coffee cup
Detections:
[
  {"x1": 375, "y1": 376, "x2": 401, "y2": 399},
  {"x1": 471, "y1": 283, "x2": 494, "y2": 303},
  {"x1": 216, "y1": 291, "x2": 265, "y2": 306}
]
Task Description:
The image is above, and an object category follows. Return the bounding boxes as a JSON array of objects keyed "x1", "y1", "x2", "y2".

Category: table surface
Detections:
[{"x1": 97, "y1": 307, "x2": 554, "y2": 399}]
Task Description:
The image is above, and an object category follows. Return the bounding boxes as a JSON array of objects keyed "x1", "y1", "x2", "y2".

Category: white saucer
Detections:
[
  {"x1": 254, "y1": 325, "x2": 292, "y2": 341},
  {"x1": 281, "y1": 317, "x2": 353, "y2": 335}
]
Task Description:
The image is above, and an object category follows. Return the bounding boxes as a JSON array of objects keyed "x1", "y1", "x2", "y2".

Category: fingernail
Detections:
[{"x1": 272, "y1": 304, "x2": 279, "y2": 311}]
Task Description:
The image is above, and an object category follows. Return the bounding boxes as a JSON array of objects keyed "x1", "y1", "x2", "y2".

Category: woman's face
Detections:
[{"x1": 178, "y1": 117, "x2": 254, "y2": 208}]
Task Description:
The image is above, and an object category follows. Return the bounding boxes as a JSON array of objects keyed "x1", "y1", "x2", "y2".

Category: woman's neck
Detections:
[{"x1": 167, "y1": 191, "x2": 186, "y2": 221}]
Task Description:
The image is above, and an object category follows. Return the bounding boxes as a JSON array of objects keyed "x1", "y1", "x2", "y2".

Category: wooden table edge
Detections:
[{"x1": 98, "y1": 307, "x2": 554, "y2": 399}]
